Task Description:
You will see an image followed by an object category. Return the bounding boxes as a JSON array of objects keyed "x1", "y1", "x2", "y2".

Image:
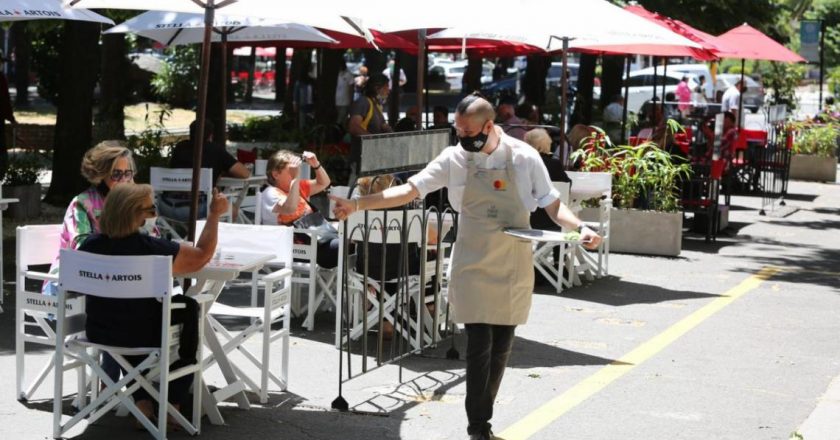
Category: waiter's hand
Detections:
[
  {"x1": 329, "y1": 195, "x2": 356, "y2": 221},
  {"x1": 580, "y1": 226, "x2": 602, "y2": 250}
]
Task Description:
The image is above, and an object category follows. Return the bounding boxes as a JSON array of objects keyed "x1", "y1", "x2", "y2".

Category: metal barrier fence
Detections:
[
  {"x1": 332, "y1": 204, "x2": 459, "y2": 411},
  {"x1": 758, "y1": 127, "x2": 791, "y2": 215}
]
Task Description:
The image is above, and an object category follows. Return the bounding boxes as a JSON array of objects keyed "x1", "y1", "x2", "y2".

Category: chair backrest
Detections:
[
  {"x1": 17, "y1": 224, "x2": 62, "y2": 271},
  {"x1": 59, "y1": 249, "x2": 173, "y2": 299},
  {"x1": 553, "y1": 181, "x2": 571, "y2": 206},
  {"x1": 566, "y1": 171, "x2": 612, "y2": 200},
  {"x1": 346, "y1": 209, "x2": 425, "y2": 244},
  {"x1": 196, "y1": 221, "x2": 292, "y2": 268},
  {"x1": 150, "y1": 167, "x2": 213, "y2": 194}
]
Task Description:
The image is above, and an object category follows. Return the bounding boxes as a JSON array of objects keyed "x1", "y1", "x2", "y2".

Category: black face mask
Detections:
[{"x1": 458, "y1": 123, "x2": 490, "y2": 153}]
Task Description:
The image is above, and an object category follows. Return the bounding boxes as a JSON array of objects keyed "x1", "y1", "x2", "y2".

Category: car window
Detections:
[
  {"x1": 664, "y1": 76, "x2": 680, "y2": 85},
  {"x1": 450, "y1": 66, "x2": 465, "y2": 74},
  {"x1": 625, "y1": 75, "x2": 649, "y2": 87}
]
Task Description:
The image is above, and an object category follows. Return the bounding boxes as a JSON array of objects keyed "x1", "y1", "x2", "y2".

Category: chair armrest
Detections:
[
  {"x1": 24, "y1": 271, "x2": 58, "y2": 282},
  {"x1": 191, "y1": 293, "x2": 215, "y2": 305},
  {"x1": 171, "y1": 303, "x2": 187, "y2": 310},
  {"x1": 262, "y1": 268, "x2": 293, "y2": 283}
]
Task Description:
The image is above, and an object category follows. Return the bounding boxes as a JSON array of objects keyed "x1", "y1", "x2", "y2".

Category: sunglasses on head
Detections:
[{"x1": 110, "y1": 169, "x2": 135, "y2": 181}]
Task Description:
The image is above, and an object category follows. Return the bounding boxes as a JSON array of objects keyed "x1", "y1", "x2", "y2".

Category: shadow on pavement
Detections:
[{"x1": 539, "y1": 276, "x2": 722, "y2": 307}]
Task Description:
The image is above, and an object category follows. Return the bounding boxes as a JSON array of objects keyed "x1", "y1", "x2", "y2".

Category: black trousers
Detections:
[{"x1": 464, "y1": 323, "x2": 516, "y2": 436}]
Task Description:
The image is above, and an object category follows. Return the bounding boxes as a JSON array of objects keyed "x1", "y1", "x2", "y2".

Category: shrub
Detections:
[
  {"x1": 791, "y1": 124, "x2": 838, "y2": 157},
  {"x1": 151, "y1": 46, "x2": 200, "y2": 108}
]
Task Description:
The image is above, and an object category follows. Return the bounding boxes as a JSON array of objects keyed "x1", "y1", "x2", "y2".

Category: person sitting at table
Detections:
[
  {"x1": 260, "y1": 149, "x2": 338, "y2": 268},
  {"x1": 78, "y1": 183, "x2": 227, "y2": 428},
  {"x1": 162, "y1": 119, "x2": 250, "y2": 223},
  {"x1": 700, "y1": 111, "x2": 738, "y2": 164},
  {"x1": 44, "y1": 141, "x2": 141, "y2": 296}
]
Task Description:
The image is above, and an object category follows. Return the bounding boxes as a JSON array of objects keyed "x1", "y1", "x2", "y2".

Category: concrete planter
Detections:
[
  {"x1": 789, "y1": 154, "x2": 837, "y2": 182},
  {"x1": 610, "y1": 208, "x2": 682, "y2": 257},
  {"x1": 5, "y1": 184, "x2": 41, "y2": 220}
]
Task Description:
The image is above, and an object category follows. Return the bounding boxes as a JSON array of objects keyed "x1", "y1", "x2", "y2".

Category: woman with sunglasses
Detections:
[{"x1": 43, "y1": 141, "x2": 141, "y2": 297}]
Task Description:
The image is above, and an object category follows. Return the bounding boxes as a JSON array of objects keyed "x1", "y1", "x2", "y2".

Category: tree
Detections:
[
  {"x1": 315, "y1": 48, "x2": 343, "y2": 127},
  {"x1": 207, "y1": 42, "x2": 226, "y2": 143},
  {"x1": 45, "y1": 20, "x2": 101, "y2": 205},
  {"x1": 151, "y1": 45, "x2": 199, "y2": 108},
  {"x1": 522, "y1": 55, "x2": 549, "y2": 106},
  {"x1": 463, "y1": 56, "x2": 483, "y2": 94},
  {"x1": 95, "y1": 32, "x2": 129, "y2": 142}
]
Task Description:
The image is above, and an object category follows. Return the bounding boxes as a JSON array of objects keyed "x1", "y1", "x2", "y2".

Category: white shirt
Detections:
[
  {"x1": 335, "y1": 70, "x2": 355, "y2": 106},
  {"x1": 382, "y1": 66, "x2": 407, "y2": 89},
  {"x1": 721, "y1": 86, "x2": 741, "y2": 112},
  {"x1": 408, "y1": 130, "x2": 560, "y2": 212},
  {"x1": 259, "y1": 186, "x2": 281, "y2": 225}
]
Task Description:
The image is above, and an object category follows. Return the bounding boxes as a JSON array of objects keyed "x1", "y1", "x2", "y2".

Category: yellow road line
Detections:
[{"x1": 498, "y1": 266, "x2": 781, "y2": 440}]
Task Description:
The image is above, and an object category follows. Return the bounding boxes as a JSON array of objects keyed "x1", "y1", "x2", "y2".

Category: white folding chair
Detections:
[
  {"x1": 532, "y1": 182, "x2": 577, "y2": 293},
  {"x1": 567, "y1": 171, "x2": 613, "y2": 280},
  {"x1": 344, "y1": 209, "x2": 444, "y2": 351},
  {"x1": 150, "y1": 167, "x2": 216, "y2": 240},
  {"x1": 255, "y1": 190, "x2": 337, "y2": 331},
  {"x1": 53, "y1": 250, "x2": 210, "y2": 439},
  {"x1": 195, "y1": 221, "x2": 294, "y2": 403},
  {"x1": 15, "y1": 224, "x2": 86, "y2": 402}
]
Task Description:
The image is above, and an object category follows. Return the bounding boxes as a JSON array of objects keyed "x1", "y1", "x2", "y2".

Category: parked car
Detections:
[
  {"x1": 547, "y1": 62, "x2": 579, "y2": 89},
  {"x1": 618, "y1": 70, "x2": 701, "y2": 115},
  {"x1": 715, "y1": 74, "x2": 765, "y2": 112}
]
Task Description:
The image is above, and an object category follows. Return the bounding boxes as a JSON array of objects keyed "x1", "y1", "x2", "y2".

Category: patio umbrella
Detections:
[
  {"x1": 426, "y1": 0, "x2": 701, "y2": 143},
  {"x1": 68, "y1": 0, "x2": 371, "y2": 243},
  {"x1": 0, "y1": 0, "x2": 112, "y2": 24},
  {"x1": 715, "y1": 23, "x2": 805, "y2": 128}
]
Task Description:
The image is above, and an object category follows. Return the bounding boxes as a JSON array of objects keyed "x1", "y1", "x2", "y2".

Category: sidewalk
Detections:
[{"x1": 1, "y1": 169, "x2": 839, "y2": 439}]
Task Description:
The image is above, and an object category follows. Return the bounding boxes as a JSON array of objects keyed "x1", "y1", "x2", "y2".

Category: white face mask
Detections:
[{"x1": 142, "y1": 216, "x2": 157, "y2": 232}]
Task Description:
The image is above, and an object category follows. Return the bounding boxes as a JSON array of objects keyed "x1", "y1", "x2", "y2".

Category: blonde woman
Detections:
[
  {"x1": 260, "y1": 149, "x2": 338, "y2": 268},
  {"x1": 78, "y1": 183, "x2": 227, "y2": 426}
]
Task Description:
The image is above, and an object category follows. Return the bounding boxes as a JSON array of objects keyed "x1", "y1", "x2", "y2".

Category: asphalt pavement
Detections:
[{"x1": 1, "y1": 167, "x2": 838, "y2": 440}]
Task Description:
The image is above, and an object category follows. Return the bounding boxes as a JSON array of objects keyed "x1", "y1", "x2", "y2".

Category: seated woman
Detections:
[
  {"x1": 524, "y1": 128, "x2": 571, "y2": 231},
  {"x1": 260, "y1": 149, "x2": 338, "y2": 268},
  {"x1": 44, "y1": 141, "x2": 140, "y2": 295},
  {"x1": 79, "y1": 183, "x2": 228, "y2": 426}
]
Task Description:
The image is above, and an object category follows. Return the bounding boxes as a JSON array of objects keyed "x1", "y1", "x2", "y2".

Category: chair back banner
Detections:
[
  {"x1": 59, "y1": 250, "x2": 172, "y2": 298},
  {"x1": 359, "y1": 130, "x2": 451, "y2": 176},
  {"x1": 150, "y1": 167, "x2": 213, "y2": 193},
  {"x1": 196, "y1": 221, "x2": 291, "y2": 268},
  {"x1": 346, "y1": 209, "x2": 425, "y2": 244}
]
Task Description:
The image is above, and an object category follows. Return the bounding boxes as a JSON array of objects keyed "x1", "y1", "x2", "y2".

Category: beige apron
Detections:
[{"x1": 449, "y1": 141, "x2": 534, "y2": 325}]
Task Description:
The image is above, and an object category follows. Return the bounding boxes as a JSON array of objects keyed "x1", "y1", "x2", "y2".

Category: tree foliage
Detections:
[{"x1": 151, "y1": 45, "x2": 200, "y2": 108}]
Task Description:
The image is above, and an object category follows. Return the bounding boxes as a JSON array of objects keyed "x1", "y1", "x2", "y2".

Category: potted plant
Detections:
[
  {"x1": 3, "y1": 152, "x2": 43, "y2": 220},
  {"x1": 788, "y1": 122, "x2": 838, "y2": 182},
  {"x1": 571, "y1": 126, "x2": 691, "y2": 257}
]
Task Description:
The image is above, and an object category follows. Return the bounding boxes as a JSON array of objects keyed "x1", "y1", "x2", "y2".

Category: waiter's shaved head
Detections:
[{"x1": 456, "y1": 93, "x2": 496, "y2": 122}]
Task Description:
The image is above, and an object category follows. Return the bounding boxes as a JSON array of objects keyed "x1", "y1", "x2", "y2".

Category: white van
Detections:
[{"x1": 621, "y1": 70, "x2": 700, "y2": 115}]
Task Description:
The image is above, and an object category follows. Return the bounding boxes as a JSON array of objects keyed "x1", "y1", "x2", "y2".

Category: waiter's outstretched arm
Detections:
[
  {"x1": 544, "y1": 198, "x2": 602, "y2": 250},
  {"x1": 330, "y1": 183, "x2": 419, "y2": 220}
]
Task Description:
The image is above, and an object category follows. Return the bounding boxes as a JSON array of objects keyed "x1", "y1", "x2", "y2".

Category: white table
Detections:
[
  {"x1": 183, "y1": 250, "x2": 274, "y2": 425},
  {"x1": 218, "y1": 176, "x2": 267, "y2": 224}
]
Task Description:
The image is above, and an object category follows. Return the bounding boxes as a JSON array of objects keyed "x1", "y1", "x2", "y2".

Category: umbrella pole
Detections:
[
  {"x1": 738, "y1": 58, "x2": 745, "y2": 129},
  {"x1": 652, "y1": 56, "x2": 658, "y2": 103},
  {"x1": 416, "y1": 29, "x2": 426, "y2": 130},
  {"x1": 621, "y1": 55, "x2": 630, "y2": 144},
  {"x1": 661, "y1": 58, "x2": 668, "y2": 118},
  {"x1": 187, "y1": 1, "x2": 215, "y2": 243},
  {"x1": 221, "y1": 32, "x2": 228, "y2": 144},
  {"x1": 559, "y1": 37, "x2": 569, "y2": 147}
]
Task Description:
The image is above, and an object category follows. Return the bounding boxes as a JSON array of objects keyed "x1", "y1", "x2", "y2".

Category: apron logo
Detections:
[{"x1": 493, "y1": 179, "x2": 506, "y2": 191}]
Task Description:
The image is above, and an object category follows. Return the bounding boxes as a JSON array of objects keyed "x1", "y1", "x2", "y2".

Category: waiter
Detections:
[{"x1": 331, "y1": 94, "x2": 601, "y2": 440}]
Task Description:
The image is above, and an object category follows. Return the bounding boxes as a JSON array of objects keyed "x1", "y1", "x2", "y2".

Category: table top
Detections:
[
  {"x1": 218, "y1": 175, "x2": 267, "y2": 187},
  {"x1": 183, "y1": 250, "x2": 274, "y2": 280},
  {"x1": 504, "y1": 228, "x2": 582, "y2": 243}
]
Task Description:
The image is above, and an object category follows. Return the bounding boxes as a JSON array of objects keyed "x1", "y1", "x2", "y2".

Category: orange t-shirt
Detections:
[{"x1": 276, "y1": 179, "x2": 313, "y2": 225}]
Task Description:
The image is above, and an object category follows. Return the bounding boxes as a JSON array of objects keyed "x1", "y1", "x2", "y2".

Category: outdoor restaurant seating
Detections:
[
  {"x1": 15, "y1": 224, "x2": 85, "y2": 403},
  {"x1": 194, "y1": 220, "x2": 294, "y2": 403},
  {"x1": 254, "y1": 193, "x2": 338, "y2": 331},
  {"x1": 681, "y1": 159, "x2": 725, "y2": 242},
  {"x1": 52, "y1": 250, "x2": 211, "y2": 440},
  {"x1": 150, "y1": 167, "x2": 216, "y2": 240}
]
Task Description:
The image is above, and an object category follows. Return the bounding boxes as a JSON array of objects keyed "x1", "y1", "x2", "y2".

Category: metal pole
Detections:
[
  {"x1": 416, "y1": 30, "x2": 426, "y2": 130},
  {"x1": 187, "y1": 1, "x2": 215, "y2": 243},
  {"x1": 661, "y1": 58, "x2": 668, "y2": 118},
  {"x1": 818, "y1": 21, "x2": 825, "y2": 111},
  {"x1": 621, "y1": 55, "x2": 630, "y2": 144},
  {"x1": 738, "y1": 58, "x2": 745, "y2": 129},
  {"x1": 559, "y1": 37, "x2": 569, "y2": 147},
  {"x1": 220, "y1": 32, "x2": 228, "y2": 144},
  {"x1": 652, "y1": 56, "x2": 658, "y2": 102}
]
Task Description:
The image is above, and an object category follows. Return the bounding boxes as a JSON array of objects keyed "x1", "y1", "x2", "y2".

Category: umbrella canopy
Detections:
[
  {"x1": 572, "y1": 5, "x2": 725, "y2": 60},
  {"x1": 67, "y1": 0, "x2": 369, "y2": 38},
  {"x1": 104, "y1": 10, "x2": 336, "y2": 46},
  {"x1": 715, "y1": 23, "x2": 806, "y2": 63},
  {"x1": 426, "y1": 0, "x2": 700, "y2": 52},
  {"x1": 1, "y1": 0, "x2": 112, "y2": 24}
]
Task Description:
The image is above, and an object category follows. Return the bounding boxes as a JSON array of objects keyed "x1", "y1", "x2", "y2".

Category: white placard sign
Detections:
[
  {"x1": 59, "y1": 249, "x2": 172, "y2": 298},
  {"x1": 359, "y1": 129, "x2": 451, "y2": 176},
  {"x1": 150, "y1": 167, "x2": 213, "y2": 192}
]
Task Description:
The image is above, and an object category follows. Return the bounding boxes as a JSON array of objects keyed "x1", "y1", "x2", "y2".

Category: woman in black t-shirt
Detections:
[{"x1": 78, "y1": 183, "x2": 228, "y2": 426}]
